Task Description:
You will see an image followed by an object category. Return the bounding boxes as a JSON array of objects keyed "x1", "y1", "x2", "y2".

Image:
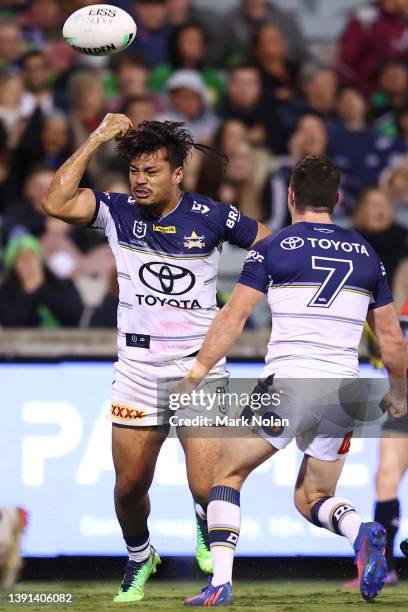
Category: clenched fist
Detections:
[
  {"x1": 90, "y1": 113, "x2": 133, "y2": 144},
  {"x1": 380, "y1": 391, "x2": 408, "y2": 418}
]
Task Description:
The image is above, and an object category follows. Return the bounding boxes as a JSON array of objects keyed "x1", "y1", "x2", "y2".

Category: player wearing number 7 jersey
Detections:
[{"x1": 183, "y1": 155, "x2": 407, "y2": 606}]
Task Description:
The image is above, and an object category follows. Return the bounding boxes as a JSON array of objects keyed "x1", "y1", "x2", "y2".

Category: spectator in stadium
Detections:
[
  {"x1": 1, "y1": 165, "x2": 55, "y2": 244},
  {"x1": 299, "y1": 64, "x2": 339, "y2": 119},
  {"x1": 148, "y1": 22, "x2": 224, "y2": 105},
  {"x1": 0, "y1": 234, "x2": 84, "y2": 328},
  {"x1": 327, "y1": 86, "x2": 404, "y2": 208},
  {"x1": 370, "y1": 61, "x2": 408, "y2": 137},
  {"x1": 166, "y1": 0, "x2": 214, "y2": 27},
  {"x1": 155, "y1": 69, "x2": 219, "y2": 143},
  {"x1": 0, "y1": 20, "x2": 25, "y2": 70},
  {"x1": 129, "y1": 0, "x2": 170, "y2": 68},
  {"x1": 197, "y1": 119, "x2": 273, "y2": 221},
  {"x1": 20, "y1": 50, "x2": 56, "y2": 119},
  {"x1": 0, "y1": 129, "x2": 15, "y2": 215},
  {"x1": 40, "y1": 113, "x2": 72, "y2": 170},
  {"x1": 165, "y1": 0, "x2": 220, "y2": 64},
  {"x1": 337, "y1": 0, "x2": 408, "y2": 96},
  {"x1": 166, "y1": 0, "x2": 196, "y2": 24},
  {"x1": 396, "y1": 105, "x2": 408, "y2": 146},
  {"x1": 352, "y1": 187, "x2": 408, "y2": 283},
  {"x1": 110, "y1": 55, "x2": 150, "y2": 110},
  {"x1": 278, "y1": 63, "x2": 338, "y2": 150},
  {"x1": 67, "y1": 71, "x2": 114, "y2": 184},
  {"x1": 287, "y1": 63, "x2": 338, "y2": 120},
  {"x1": 252, "y1": 23, "x2": 299, "y2": 103},
  {"x1": 19, "y1": 0, "x2": 62, "y2": 48},
  {"x1": 0, "y1": 73, "x2": 24, "y2": 140},
  {"x1": 217, "y1": 64, "x2": 268, "y2": 146},
  {"x1": 219, "y1": 0, "x2": 308, "y2": 66},
  {"x1": 1, "y1": 165, "x2": 112, "y2": 279},
  {"x1": 380, "y1": 154, "x2": 408, "y2": 219},
  {"x1": 262, "y1": 114, "x2": 329, "y2": 230},
  {"x1": 40, "y1": 215, "x2": 115, "y2": 281},
  {"x1": 11, "y1": 112, "x2": 73, "y2": 178},
  {"x1": 197, "y1": 119, "x2": 246, "y2": 201},
  {"x1": 90, "y1": 270, "x2": 119, "y2": 328},
  {"x1": 121, "y1": 95, "x2": 155, "y2": 128}
]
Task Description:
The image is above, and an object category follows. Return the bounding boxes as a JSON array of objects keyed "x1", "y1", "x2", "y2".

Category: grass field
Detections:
[{"x1": 1, "y1": 580, "x2": 408, "y2": 611}]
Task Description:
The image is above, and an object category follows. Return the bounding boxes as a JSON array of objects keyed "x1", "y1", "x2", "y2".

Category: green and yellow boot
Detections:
[
  {"x1": 113, "y1": 546, "x2": 161, "y2": 603},
  {"x1": 196, "y1": 519, "x2": 213, "y2": 574}
]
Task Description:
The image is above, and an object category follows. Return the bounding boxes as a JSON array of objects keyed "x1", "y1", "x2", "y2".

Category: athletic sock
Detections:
[
  {"x1": 311, "y1": 496, "x2": 362, "y2": 546},
  {"x1": 194, "y1": 501, "x2": 210, "y2": 549},
  {"x1": 124, "y1": 531, "x2": 150, "y2": 563},
  {"x1": 374, "y1": 499, "x2": 400, "y2": 571},
  {"x1": 208, "y1": 485, "x2": 240, "y2": 586}
]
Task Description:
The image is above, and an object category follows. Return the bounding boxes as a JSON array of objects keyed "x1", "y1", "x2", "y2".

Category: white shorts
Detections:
[
  {"x1": 246, "y1": 372, "x2": 370, "y2": 461},
  {"x1": 110, "y1": 354, "x2": 229, "y2": 427}
]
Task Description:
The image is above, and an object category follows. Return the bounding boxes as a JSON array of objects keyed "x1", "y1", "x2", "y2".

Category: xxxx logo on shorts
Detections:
[{"x1": 111, "y1": 403, "x2": 146, "y2": 421}]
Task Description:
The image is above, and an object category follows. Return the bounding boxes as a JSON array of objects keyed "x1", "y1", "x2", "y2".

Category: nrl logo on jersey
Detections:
[
  {"x1": 192, "y1": 201, "x2": 210, "y2": 214},
  {"x1": 133, "y1": 220, "x2": 147, "y2": 239},
  {"x1": 184, "y1": 230, "x2": 205, "y2": 249}
]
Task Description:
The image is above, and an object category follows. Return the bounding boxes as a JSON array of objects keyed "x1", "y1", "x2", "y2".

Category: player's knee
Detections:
[
  {"x1": 114, "y1": 474, "x2": 149, "y2": 504},
  {"x1": 376, "y1": 465, "x2": 401, "y2": 496},
  {"x1": 213, "y1": 462, "x2": 247, "y2": 490}
]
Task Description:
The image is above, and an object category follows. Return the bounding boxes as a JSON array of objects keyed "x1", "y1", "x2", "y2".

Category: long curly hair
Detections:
[{"x1": 117, "y1": 120, "x2": 228, "y2": 171}]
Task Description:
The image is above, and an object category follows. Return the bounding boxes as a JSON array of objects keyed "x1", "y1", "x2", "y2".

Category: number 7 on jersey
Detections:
[{"x1": 308, "y1": 256, "x2": 354, "y2": 308}]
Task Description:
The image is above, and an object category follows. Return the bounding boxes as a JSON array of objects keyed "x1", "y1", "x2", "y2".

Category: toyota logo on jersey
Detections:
[
  {"x1": 280, "y1": 237, "x2": 304, "y2": 250},
  {"x1": 139, "y1": 262, "x2": 196, "y2": 295}
]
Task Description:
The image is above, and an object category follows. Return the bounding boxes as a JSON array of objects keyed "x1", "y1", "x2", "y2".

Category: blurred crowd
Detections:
[{"x1": 0, "y1": 0, "x2": 408, "y2": 329}]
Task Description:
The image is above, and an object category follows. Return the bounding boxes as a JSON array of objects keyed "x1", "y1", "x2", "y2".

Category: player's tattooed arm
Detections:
[
  {"x1": 367, "y1": 304, "x2": 408, "y2": 418},
  {"x1": 187, "y1": 284, "x2": 264, "y2": 381},
  {"x1": 42, "y1": 113, "x2": 132, "y2": 226},
  {"x1": 251, "y1": 222, "x2": 271, "y2": 247}
]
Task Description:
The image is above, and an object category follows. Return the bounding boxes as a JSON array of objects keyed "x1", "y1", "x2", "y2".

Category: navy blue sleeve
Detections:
[
  {"x1": 369, "y1": 253, "x2": 393, "y2": 310},
  {"x1": 88, "y1": 190, "x2": 115, "y2": 230},
  {"x1": 218, "y1": 203, "x2": 258, "y2": 248},
  {"x1": 238, "y1": 240, "x2": 269, "y2": 293}
]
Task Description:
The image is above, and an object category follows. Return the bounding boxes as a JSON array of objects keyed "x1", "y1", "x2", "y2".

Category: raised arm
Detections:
[
  {"x1": 186, "y1": 283, "x2": 265, "y2": 380},
  {"x1": 367, "y1": 303, "x2": 407, "y2": 418},
  {"x1": 42, "y1": 113, "x2": 132, "y2": 226}
]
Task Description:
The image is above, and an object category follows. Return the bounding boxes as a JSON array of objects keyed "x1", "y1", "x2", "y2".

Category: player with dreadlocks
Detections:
[{"x1": 42, "y1": 114, "x2": 270, "y2": 602}]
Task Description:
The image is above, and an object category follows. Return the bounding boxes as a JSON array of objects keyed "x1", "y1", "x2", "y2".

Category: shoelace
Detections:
[
  {"x1": 121, "y1": 561, "x2": 144, "y2": 591},
  {"x1": 201, "y1": 577, "x2": 212, "y2": 593}
]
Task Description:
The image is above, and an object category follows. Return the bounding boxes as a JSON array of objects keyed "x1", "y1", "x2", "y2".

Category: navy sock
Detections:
[
  {"x1": 124, "y1": 530, "x2": 150, "y2": 562},
  {"x1": 374, "y1": 499, "x2": 400, "y2": 571}
]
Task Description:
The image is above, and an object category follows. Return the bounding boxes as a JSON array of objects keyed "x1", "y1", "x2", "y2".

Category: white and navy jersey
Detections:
[
  {"x1": 90, "y1": 190, "x2": 258, "y2": 361},
  {"x1": 239, "y1": 222, "x2": 393, "y2": 377}
]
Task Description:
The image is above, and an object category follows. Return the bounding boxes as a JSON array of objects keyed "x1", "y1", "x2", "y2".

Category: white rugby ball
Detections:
[{"x1": 63, "y1": 4, "x2": 136, "y2": 56}]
